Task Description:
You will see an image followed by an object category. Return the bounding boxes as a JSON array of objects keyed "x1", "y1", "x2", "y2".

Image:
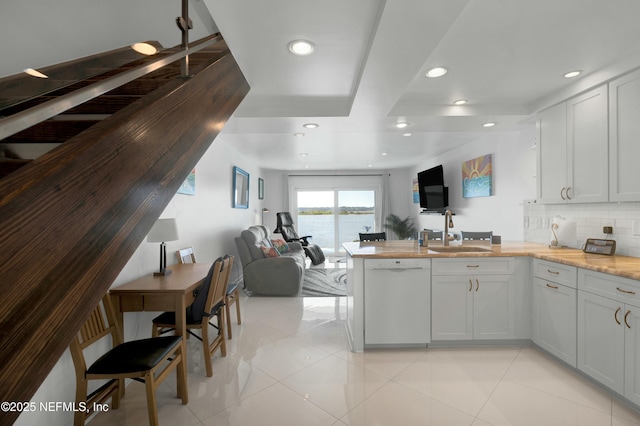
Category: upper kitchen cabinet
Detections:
[
  {"x1": 537, "y1": 85, "x2": 608, "y2": 204},
  {"x1": 609, "y1": 69, "x2": 640, "y2": 202}
]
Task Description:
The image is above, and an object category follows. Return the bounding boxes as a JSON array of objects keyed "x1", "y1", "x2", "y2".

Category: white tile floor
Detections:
[{"x1": 90, "y1": 294, "x2": 640, "y2": 426}]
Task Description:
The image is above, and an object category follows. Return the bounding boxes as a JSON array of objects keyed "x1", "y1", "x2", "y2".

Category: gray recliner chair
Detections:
[{"x1": 234, "y1": 225, "x2": 306, "y2": 296}]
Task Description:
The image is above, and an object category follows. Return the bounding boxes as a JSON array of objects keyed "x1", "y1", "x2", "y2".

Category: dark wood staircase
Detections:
[{"x1": 0, "y1": 34, "x2": 249, "y2": 424}]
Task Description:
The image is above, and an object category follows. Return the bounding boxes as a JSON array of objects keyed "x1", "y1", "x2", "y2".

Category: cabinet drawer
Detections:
[
  {"x1": 533, "y1": 259, "x2": 577, "y2": 288},
  {"x1": 432, "y1": 257, "x2": 514, "y2": 275},
  {"x1": 578, "y1": 268, "x2": 640, "y2": 304}
]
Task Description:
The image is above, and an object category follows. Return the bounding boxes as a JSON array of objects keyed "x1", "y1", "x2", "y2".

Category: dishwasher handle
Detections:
[{"x1": 370, "y1": 267, "x2": 425, "y2": 272}]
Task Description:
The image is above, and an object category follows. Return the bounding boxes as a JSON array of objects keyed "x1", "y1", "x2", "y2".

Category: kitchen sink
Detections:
[{"x1": 428, "y1": 246, "x2": 492, "y2": 253}]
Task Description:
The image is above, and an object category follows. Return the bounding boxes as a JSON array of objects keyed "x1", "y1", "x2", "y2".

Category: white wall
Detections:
[
  {"x1": 408, "y1": 129, "x2": 537, "y2": 241},
  {"x1": 16, "y1": 136, "x2": 266, "y2": 426}
]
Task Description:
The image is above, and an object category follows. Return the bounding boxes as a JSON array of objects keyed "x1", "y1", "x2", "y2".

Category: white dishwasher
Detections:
[{"x1": 364, "y1": 258, "x2": 431, "y2": 346}]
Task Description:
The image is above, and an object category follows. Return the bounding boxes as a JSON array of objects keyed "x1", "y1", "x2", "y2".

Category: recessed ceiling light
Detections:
[
  {"x1": 302, "y1": 123, "x2": 319, "y2": 129},
  {"x1": 288, "y1": 40, "x2": 316, "y2": 56},
  {"x1": 132, "y1": 42, "x2": 159, "y2": 55},
  {"x1": 395, "y1": 122, "x2": 409, "y2": 129},
  {"x1": 381, "y1": 152, "x2": 388, "y2": 156},
  {"x1": 299, "y1": 153, "x2": 309, "y2": 157},
  {"x1": 294, "y1": 132, "x2": 305, "y2": 137},
  {"x1": 454, "y1": 99, "x2": 468, "y2": 105},
  {"x1": 564, "y1": 70, "x2": 582, "y2": 78},
  {"x1": 403, "y1": 132, "x2": 412, "y2": 137},
  {"x1": 23, "y1": 68, "x2": 48, "y2": 79},
  {"x1": 368, "y1": 164, "x2": 373, "y2": 168},
  {"x1": 483, "y1": 122, "x2": 496, "y2": 128},
  {"x1": 426, "y1": 67, "x2": 447, "y2": 78}
]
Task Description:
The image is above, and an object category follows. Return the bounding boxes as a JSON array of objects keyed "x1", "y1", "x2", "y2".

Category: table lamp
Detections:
[{"x1": 147, "y1": 218, "x2": 179, "y2": 276}]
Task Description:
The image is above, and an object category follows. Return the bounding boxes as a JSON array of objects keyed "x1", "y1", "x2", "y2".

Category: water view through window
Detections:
[{"x1": 297, "y1": 190, "x2": 376, "y2": 253}]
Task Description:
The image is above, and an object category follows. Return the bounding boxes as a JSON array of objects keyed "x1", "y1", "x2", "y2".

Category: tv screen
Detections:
[
  {"x1": 423, "y1": 185, "x2": 446, "y2": 209},
  {"x1": 417, "y1": 165, "x2": 448, "y2": 211}
]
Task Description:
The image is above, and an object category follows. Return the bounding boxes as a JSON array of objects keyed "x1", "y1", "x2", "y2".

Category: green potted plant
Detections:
[{"x1": 384, "y1": 213, "x2": 417, "y2": 240}]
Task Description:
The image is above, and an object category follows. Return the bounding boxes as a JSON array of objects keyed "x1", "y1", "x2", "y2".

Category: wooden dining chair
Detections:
[
  {"x1": 69, "y1": 294, "x2": 188, "y2": 426},
  {"x1": 176, "y1": 247, "x2": 242, "y2": 339},
  {"x1": 359, "y1": 232, "x2": 387, "y2": 242},
  {"x1": 152, "y1": 255, "x2": 233, "y2": 377}
]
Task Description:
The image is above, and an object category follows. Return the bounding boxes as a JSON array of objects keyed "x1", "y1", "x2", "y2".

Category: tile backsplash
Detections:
[{"x1": 524, "y1": 201, "x2": 640, "y2": 258}]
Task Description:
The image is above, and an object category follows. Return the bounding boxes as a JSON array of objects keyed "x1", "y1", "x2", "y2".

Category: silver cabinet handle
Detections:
[
  {"x1": 475, "y1": 278, "x2": 479, "y2": 292},
  {"x1": 466, "y1": 265, "x2": 480, "y2": 268},
  {"x1": 560, "y1": 187, "x2": 566, "y2": 200},
  {"x1": 468, "y1": 279, "x2": 472, "y2": 292},
  {"x1": 547, "y1": 269, "x2": 560, "y2": 275},
  {"x1": 625, "y1": 310, "x2": 631, "y2": 329},
  {"x1": 615, "y1": 307, "x2": 621, "y2": 325},
  {"x1": 546, "y1": 283, "x2": 558, "y2": 289},
  {"x1": 566, "y1": 186, "x2": 572, "y2": 200}
]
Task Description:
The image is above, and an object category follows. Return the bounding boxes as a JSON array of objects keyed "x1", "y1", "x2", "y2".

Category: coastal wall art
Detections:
[{"x1": 462, "y1": 154, "x2": 492, "y2": 198}]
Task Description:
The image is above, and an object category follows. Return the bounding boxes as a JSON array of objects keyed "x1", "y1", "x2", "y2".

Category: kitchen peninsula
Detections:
[{"x1": 344, "y1": 239, "x2": 640, "y2": 407}]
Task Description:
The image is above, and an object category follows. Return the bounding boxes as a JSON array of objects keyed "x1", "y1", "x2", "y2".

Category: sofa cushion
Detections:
[
  {"x1": 260, "y1": 244, "x2": 280, "y2": 258},
  {"x1": 271, "y1": 239, "x2": 290, "y2": 254}
]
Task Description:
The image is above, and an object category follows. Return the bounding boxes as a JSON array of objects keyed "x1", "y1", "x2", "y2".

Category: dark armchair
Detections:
[{"x1": 274, "y1": 212, "x2": 326, "y2": 265}]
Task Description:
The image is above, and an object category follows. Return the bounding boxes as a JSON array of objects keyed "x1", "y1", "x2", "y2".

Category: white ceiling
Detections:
[{"x1": 205, "y1": 0, "x2": 640, "y2": 171}]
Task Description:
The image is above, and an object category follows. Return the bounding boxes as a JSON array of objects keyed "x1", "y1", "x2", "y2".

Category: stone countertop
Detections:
[{"x1": 343, "y1": 240, "x2": 640, "y2": 281}]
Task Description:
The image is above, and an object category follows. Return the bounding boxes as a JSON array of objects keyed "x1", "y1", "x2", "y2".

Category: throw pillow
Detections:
[
  {"x1": 271, "y1": 239, "x2": 290, "y2": 254},
  {"x1": 260, "y1": 244, "x2": 280, "y2": 258}
]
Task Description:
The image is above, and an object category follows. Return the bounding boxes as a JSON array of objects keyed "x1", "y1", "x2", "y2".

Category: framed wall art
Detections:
[{"x1": 462, "y1": 154, "x2": 493, "y2": 198}]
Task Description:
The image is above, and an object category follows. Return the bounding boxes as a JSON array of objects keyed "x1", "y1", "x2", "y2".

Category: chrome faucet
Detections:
[{"x1": 443, "y1": 209, "x2": 454, "y2": 246}]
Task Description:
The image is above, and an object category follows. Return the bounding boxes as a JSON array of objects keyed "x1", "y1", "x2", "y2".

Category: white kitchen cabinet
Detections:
[
  {"x1": 577, "y1": 290, "x2": 625, "y2": 394},
  {"x1": 432, "y1": 258, "x2": 516, "y2": 341},
  {"x1": 533, "y1": 277, "x2": 577, "y2": 367},
  {"x1": 532, "y1": 259, "x2": 577, "y2": 366},
  {"x1": 609, "y1": 68, "x2": 640, "y2": 201},
  {"x1": 431, "y1": 275, "x2": 473, "y2": 340},
  {"x1": 577, "y1": 269, "x2": 640, "y2": 405},
  {"x1": 537, "y1": 85, "x2": 608, "y2": 203},
  {"x1": 625, "y1": 305, "x2": 640, "y2": 406}
]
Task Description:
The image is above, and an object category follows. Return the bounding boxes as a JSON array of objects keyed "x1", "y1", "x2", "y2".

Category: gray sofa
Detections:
[{"x1": 234, "y1": 225, "x2": 306, "y2": 296}]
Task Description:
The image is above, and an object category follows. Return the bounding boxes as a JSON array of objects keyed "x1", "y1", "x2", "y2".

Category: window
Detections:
[{"x1": 288, "y1": 175, "x2": 383, "y2": 254}]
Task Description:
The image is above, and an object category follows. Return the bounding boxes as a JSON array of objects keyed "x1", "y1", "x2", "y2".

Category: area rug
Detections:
[{"x1": 301, "y1": 268, "x2": 347, "y2": 297}]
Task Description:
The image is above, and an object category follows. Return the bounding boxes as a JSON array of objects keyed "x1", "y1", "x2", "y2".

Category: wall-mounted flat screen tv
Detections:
[{"x1": 418, "y1": 165, "x2": 448, "y2": 212}]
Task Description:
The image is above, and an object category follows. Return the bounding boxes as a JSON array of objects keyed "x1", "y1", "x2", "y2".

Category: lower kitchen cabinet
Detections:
[
  {"x1": 533, "y1": 277, "x2": 577, "y2": 366},
  {"x1": 577, "y1": 269, "x2": 640, "y2": 405},
  {"x1": 532, "y1": 259, "x2": 577, "y2": 367},
  {"x1": 432, "y1": 272, "x2": 515, "y2": 341},
  {"x1": 624, "y1": 305, "x2": 640, "y2": 406},
  {"x1": 577, "y1": 290, "x2": 625, "y2": 393}
]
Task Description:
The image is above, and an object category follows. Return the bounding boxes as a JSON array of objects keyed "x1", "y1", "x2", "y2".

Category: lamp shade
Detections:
[{"x1": 147, "y1": 218, "x2": 179, "y2": 243}]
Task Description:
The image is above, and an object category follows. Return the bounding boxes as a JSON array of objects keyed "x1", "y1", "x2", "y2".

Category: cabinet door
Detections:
[
  {"x1": 537, "y1": 102, "x2": 567, "y2": 203},
  {"x1": 473, "y1": 274, "x2": 515, "y2": 340},
  {"x1": 577, "y1": 291, "x2": 624, "y2": 394},
  {"x1": 610, "y1": 69, "x2": 640, "y2": 201},
  {"x1": 533, "y1": 278, "x2": 577, "y2": 366},
  {"x1": 624, "y1": 304, "x2": 640, "y2": 405},
  {"x1": 566, "y1": 85, "x2": 608, "y2": 203},
  {"x1": 431, "y1": 275, "x2": 473, "y2": 340}
]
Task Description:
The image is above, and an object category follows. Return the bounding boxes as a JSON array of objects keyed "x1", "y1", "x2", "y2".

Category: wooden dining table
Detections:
[{"x1": 109, "y1": 262, "x2": 212, "y2": 342}]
